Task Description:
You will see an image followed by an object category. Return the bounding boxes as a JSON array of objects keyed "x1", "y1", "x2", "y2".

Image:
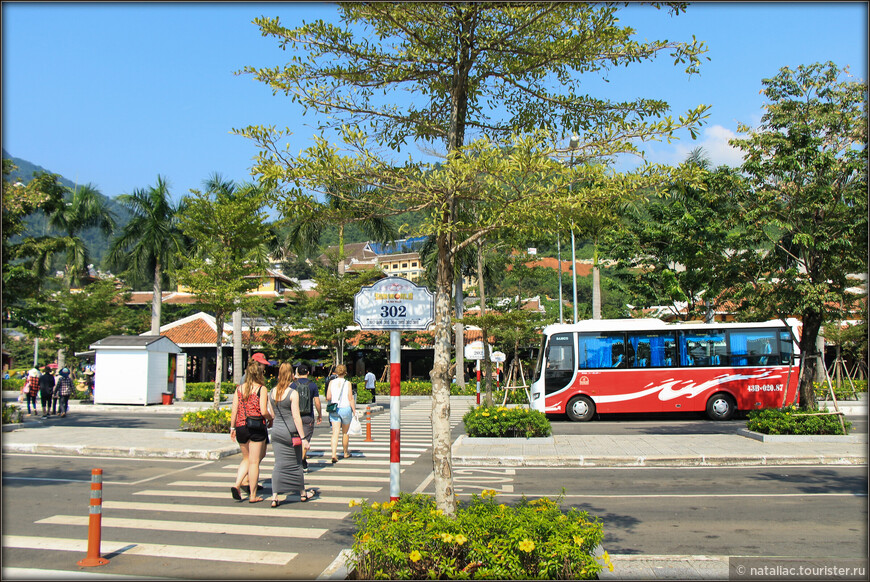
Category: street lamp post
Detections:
[
  {"x1": 568, "y1": 135, "x2": 580, "y2": 324},
  {"x1": 556, "y1": 238, "x2": 563, "y2": 324}
]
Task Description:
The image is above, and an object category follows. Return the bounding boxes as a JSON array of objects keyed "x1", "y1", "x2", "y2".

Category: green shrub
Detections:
[
  {"x1": 463, "y1": 405, "x2": 551, "y2": 438},
  {"x1": 348, "y1": 492, "x2": 606, "y2": 580},
  {"x1": 813, "y1": 380, "x2": 867, "y2": 401},
  {"x1": 356, "y1": 387, "x2": 373, "y2": 404},
  {"x1": 180, "y1": 408, "x2": 232, "y2": 433},
  {"x1": 3, "y1": 403, "x2": 23, "y2": 424},
  {"x1": 182, "y1": 382, "x2": 235, "y2": 402},
  {"x1": 2, "y1": 378, "x2": 25, "y2": 391},
  {"x1": 747, "y1": 406, "x2": 852, "y2": 435}
]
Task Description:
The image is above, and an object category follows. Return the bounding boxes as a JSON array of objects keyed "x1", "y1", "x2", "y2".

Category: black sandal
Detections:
[{"x1": 231, "y1": 486, "x2": 242, "y2": 501}]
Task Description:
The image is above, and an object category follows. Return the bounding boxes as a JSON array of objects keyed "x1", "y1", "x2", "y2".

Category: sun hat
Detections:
[
  {"x1": 28, "y1": 368, "x2": 40, "y2": 377},
  {"x1": 251, "y1": 353, "x2": 269, "y2": 366}
]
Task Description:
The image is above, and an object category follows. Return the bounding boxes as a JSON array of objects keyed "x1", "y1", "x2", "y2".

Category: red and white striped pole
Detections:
[
  {"x1": 389, "y1": 330, "x2": 401, "y2": 501},
  {"x1": 476, "y1": 361, "x2": 481, "y2": 405},
  {"x1": 77, "y1": 468, "x2": 109, "y2": 567}
]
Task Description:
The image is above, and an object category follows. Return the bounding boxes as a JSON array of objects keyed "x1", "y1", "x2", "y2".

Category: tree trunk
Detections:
[
  {"x1": 150, "y1": 259, "x2": 163, "y2": 335},
  {"x1": 213, "y1": 310, "x2": 225, "y2": 411},
  {"x1": 798, "y1": 310, "x2": 823, "y2": 410},
  {"x1": 477, "y1": 238, "x2": 493, "y2": 404},
  {"x1": 431, "y1": 231, "x2": 457, "y2": 516},
  {"x1": 233, "y1": 308, "x2": 243, "y2": 385},
  {"x1": 454, "y1": 277, "x2": 465, "y2": 386}
]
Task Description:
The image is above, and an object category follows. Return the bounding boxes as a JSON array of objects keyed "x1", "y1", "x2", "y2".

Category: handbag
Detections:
[
  {"x1": 244, "y1": 386, "x2": 266, "y2": 430},
  {"x1": 348, "y1": 412, "x2": 362, "y2": 437},
  {"x1": 272, "y1": 390, "x2": 302, "y2": 447}
]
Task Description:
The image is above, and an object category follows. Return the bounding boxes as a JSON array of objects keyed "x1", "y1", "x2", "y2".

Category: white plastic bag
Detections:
[{"x1": 348, "y1": 412, "x2": 362, "y2": 436}]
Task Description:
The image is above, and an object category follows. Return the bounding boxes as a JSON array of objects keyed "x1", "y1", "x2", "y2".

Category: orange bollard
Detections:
[
  {"x1": 77, "y1": 468, "x2": 109, "y2": 567},
  {"x1": 365, "y1": 405, "x2": 373, "y2": 442}
]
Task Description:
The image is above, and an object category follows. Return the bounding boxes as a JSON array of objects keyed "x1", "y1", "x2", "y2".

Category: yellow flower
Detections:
[
  {"x1": 409, "y1": 550, "x2": 422, "y2": 563},
  {"x1": 455, "y1": 534, "x2": 467, "y2": 545},
  {"x1": 518, "y1": 539, "x2": 535, "y2": 553},
  {"x1": 481, "y1": 411, "x2": 490, "y2": 417},
  {"x1": 602, "y1": 551, "x2": 611, "y2": 565},
  {"x1": 430, "y1": 509, "x2": 443, "y2": 517},
  {"x1": 608, "y1": 563, "x2": 615, "y2": 572},
  {"x1": 573, "y1": 535, "x2": 585, "y2": 546},
  {"x1": 440, "y1": 532, "x2": 454, "y2": 543},
  {"x1": 391, "y1": 512, "x2": 399, "y2": 521},
  {"x1": 371, "y1": 502, "x2": 380, "y2": 510},
  {"x1": 361, "y1": 532, "x2": 372, "y2": 543},
  {"x1": 348, "y1": 499, "x2": 360, "y2": 507},
  {"x1": 481, "y1": 489, "x2": 497, "y2": 499}
]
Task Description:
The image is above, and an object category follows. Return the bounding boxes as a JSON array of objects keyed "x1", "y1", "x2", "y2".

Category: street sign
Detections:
[
  {"x1": 491, "y1": 351, "x2": 506, "y2": 363},
  {"x1": 354, "y1": 277, "x2": 434, "y2": 331},
  {"x1": 464, "y1": 340, "x2": 495, "y2": 361}
]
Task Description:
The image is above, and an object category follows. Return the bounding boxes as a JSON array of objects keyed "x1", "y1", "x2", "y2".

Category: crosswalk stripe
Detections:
[
  {"x1": 37, "y1": 516, "x2": 326, "y2": 539},
  {"x1": 168, "y1": 481, "x2": 383, "y2": 492},
  {"x1": 198, "y1": 471, "x2": 390, "y2": 483},
  {"x1": 0, "y1": 535, "x2": 296, "y2": 565},
  {"x1": 101, "y1": 500, "x2": 350, "y2": 520},
  {"x1": 133, "y1": 490, "x2": 363, "y2": 504}
]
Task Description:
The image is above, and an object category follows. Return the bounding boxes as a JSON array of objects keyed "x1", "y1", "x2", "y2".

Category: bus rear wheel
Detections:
[
  {"x1": 706, "y1": 393, "x2": 736, "y2": 421},
  {"x1": 566, "y1": 395, "x2": 595, "y2": 422}
]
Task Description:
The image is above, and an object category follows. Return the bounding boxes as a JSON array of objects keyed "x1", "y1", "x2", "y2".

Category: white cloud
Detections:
[{"x1": 669, "y1": 124, "x2": 746, "y2": 168}]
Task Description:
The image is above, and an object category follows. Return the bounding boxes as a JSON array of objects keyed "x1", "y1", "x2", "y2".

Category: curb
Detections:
[
  {"x1": 737, "y1": 428, "x2": 868, "y2": 443},
  {"x1": 1, "y1": 442, "x2": 240, "y2": 460},
  {"x1": 451, "y1": 454, "x2": 868, "y2": 467},
  {"x1": 317, "y1": 549, "x2": 354, "y2": 580}
]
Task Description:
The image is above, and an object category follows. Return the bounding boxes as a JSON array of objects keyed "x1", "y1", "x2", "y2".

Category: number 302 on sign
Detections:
[{"x1": 380, "y1": 305, "x2": 407, "y2": 317}]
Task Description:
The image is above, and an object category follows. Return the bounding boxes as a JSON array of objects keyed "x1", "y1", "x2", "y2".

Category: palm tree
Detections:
[
  {"x1": 107, "y1": 176, "x2": 186, "y2": 335},
  {"x1": 45, "y1": 183, "x2": 115, "y2": 288}
]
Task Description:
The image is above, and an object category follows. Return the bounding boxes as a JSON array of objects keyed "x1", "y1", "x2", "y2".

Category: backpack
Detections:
[{"x1": 291, "y1": 379, "x2": 314, "y2": 417}]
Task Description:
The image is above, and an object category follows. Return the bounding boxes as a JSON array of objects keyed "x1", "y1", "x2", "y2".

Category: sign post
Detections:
[{"x1": 354, "y1": 278, "x2": 434, "y2": 501}]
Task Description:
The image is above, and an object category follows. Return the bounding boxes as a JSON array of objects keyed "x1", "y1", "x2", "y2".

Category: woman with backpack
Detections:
[
  {"x1": 325, "y1": 364, "x2": 356, "y2": 464},
  {"x1": 267, "y1": 362, "x2": 314, "y2": 507},
  {"x1": 230, "y1": 360, "x2": 271, "y2": 503},
  {"x1": 54, "y1": 368, "x2": 74, "y2": 417}
]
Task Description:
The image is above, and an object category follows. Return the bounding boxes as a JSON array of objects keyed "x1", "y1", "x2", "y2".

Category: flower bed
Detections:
[
  {"x1": 463, "y1": 405, "x2": 551, "y2": 438},
  {"x1": 746, "y1": 406, "x2": 852, "y2": 435},
  {"x1": 180, "y1": 408, "x2": 231, "y2": 433},
  {"x1": 347, "y1": 491, "x2": 606, "y2": 579}
]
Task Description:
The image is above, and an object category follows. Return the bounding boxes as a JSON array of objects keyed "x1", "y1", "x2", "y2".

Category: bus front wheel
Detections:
[
  {"x1": 566, "y1": 395, "x2": 595, "y2": 422},
  {"x1": 706, "y1": 393, "x2": 736, "y2": 421}
]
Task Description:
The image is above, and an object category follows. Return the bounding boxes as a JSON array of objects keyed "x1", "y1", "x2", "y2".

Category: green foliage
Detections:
[
  {"x1": 746, "y1": 406, "x2": 852, "y2": 436},
  {"x1": 463, "y1": 405, "x2": 552, "y2": 438},
  {"x1": 813, "y1": 380, "x2": 867, "y2": 401},
  {"x1": 2, "y1": 378, "x2": 26, "y2": 391},
  {"x1": 182, "y1": 383, "x2": 235, "y2": 402},
  {"x1": 3, "y1": 403, "x2": 23, "y2": 424},
  {"x1": 180, "y1": 408, "x2": 232, "y2": 433},
  {"x1": 348, "y1": 492, "x2": 606, "y2": 579}
]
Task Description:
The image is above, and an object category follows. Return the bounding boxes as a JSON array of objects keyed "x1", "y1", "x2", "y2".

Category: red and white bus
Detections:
[{"x1": 529, "y1": 318, "x2": 801, "y2": 421}]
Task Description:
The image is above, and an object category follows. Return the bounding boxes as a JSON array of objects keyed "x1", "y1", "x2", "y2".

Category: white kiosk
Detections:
[{"x1": 90, "y1": 335, "x2": 184, "y2": 405}]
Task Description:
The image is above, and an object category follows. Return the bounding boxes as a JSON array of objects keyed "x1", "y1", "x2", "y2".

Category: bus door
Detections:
[{"x1": 544, "y1": 332, "x2": 575, "y2": 406}]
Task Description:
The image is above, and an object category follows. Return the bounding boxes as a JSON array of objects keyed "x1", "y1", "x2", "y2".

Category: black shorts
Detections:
[{"x1": 235, "y1": 425, "x2": 268, "y2": 444}]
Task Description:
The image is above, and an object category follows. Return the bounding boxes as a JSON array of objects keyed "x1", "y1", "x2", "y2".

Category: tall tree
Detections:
[
  {"x1": 174, "y1": 175, "x2": 272, "y2": 409},
  {"x1": 44, "y1": 183, "x2": 116, "y2": 288},
  {"x1": 107, "y1": 175, "x2": 187, "y2": 335},
  {"x1": 728, "y1": 62, "x2": 868, "y2": 409},
  {"x1": 239, "y1": 3, "x2": 709, "y2": 514}
]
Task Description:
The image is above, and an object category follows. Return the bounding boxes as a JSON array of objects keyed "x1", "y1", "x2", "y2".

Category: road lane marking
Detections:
[
  {"x1": 456, "y1": 492, "x2": 867, "y2": 498},
  {"x1": 101, "y1": 500, "x2": 349, "y2": 520},
  {"x1": 36, "y1": 516, "x2": 326, "y2": 538},
  {"x1": 132, "y1": 490, "x2": 364, "y2": 504},
  {"x1": 0, "y1": 535, "x2": 296, "y2": 565},
  {"x1": 198, "y1": 471, "x2": 390, "y2": 483},
  {"x1": 167, "y1": 481, "x2": 383, "y2": 492}
]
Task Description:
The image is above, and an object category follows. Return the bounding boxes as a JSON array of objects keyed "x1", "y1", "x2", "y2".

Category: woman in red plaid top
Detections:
[
  {"x1": 24, "y1": 369, "x2": 40, "y2": 415},
  {"x1": 54, "y1": 368, "x2": 74, "y2": 417}
]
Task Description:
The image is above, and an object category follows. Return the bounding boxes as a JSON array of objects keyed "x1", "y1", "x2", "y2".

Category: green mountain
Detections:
[{"x1": 3, "y1": 149, "x2": 131, "y2": 269}]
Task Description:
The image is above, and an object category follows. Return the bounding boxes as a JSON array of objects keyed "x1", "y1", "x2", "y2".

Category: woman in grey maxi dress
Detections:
[{"x1": 268, "y1": 363, "x2": 314, "y2": 507}]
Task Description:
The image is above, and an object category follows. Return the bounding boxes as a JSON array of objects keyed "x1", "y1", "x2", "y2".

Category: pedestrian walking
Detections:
[
  {"x1": 54, "y1": 368, "x2": 74, "y2": 417},
  {"x1": 364, "y1": 368, "x2": 377, "y2": 404},
  {"x1": 229, "y1": 360, "x2": 271, "y2": 503},
  {"x1": 38, "y1": 366, "x2": 54, "y2": 418},
  {"x1": 24, "y1": 368, "x2": 40, "y2": 415},
  {"x1": 267, "y1": 363, "x2": 315, "y2": 507},
  {"x1": 291, "y1": 363, "x2": 322, "y2": 471},
  {"x1": 325, "y1": 364, "x2": 356, "y2": 464}
]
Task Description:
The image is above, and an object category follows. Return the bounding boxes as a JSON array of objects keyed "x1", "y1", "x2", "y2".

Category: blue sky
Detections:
[{"x1": 3, "y1": 2, "x2": 867, "y2": 203}]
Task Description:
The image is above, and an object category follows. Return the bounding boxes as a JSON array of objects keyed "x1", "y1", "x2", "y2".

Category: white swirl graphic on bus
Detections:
[{"x1": 593, "y1": 370, "x2": 784, "y2": 404}]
